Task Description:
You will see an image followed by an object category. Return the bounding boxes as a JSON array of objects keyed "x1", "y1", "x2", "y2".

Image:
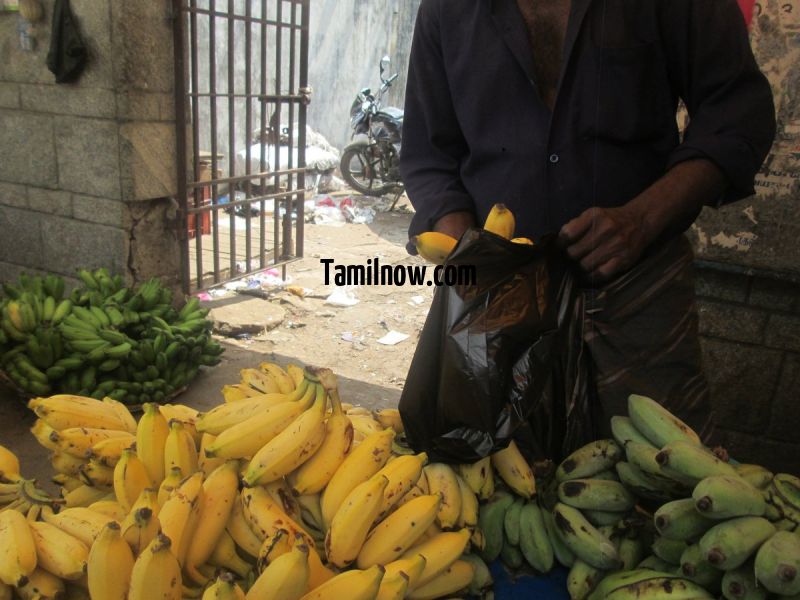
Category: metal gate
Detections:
[{"x1": 173, "y1": 0, "x2": 310, "y2": 293}]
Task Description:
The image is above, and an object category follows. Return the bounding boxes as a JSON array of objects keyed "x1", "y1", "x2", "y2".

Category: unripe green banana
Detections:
[
  {"x1": 460, "y1": 553, "x2": 493, "y2": 597},
  {"x1": 567, "y1": 559, "x2": 604, "y2": 600},
  {"x1": 773, "y1": 474, "x2": 800, "y2": 509},
  {"x1": 721, "y1": 560, "x2": 767, "y2": 600},
  {"x1": 651, "y1": 536, "x2": 688, "y2": 565},
  {"x1": 698, "y1": 516, "x2": 776, "y2": 570},
  {"x1": 625, "y1": 441, "x2": 695, "y2": 488},
  {"x1": 753, "y1": 530, "x2": 800, "y2": 595},
  {"x1": 627, "y1": 394, "x2": 701, "y2": 448},
  {"x1": 734, "y1": 464, "x2": 773, "y2": 490},
  {"x1": 500, "y1": 540, "x2": 524, "y2": 570},
  {"x1": 503, "y1": 497, "x2": 523, "y2": 547},
  {"x1": 477, "y1": 491, "x2": 514, "y2": 563},
  {"x1": 558, "y1": 479, "x2": 636, "y2": 513},
  {"x1": 614, "y1": 461, "x2": 678, "y2": 503},
  {"x1": 679, "y1": 543, "x2": 723, "y2": 591},
  {"x1": 618, "y1": 536, "x2": 645, "y2": 571},
  {"x1": 637, "y1": 554, "x2": 676, "y2": 572},
  {"x1": 610, "y1": 416, "x2": 656, "y2": 449},
  {"x1": 655, "y1": 440, "x2": 738, "y2": 485},
  {"x1": 654, "y1": 498, "x2": 715, "y2": 542},
  {"x1": 588, "y1": 569, "x2": 681, "y2": 600},
  {"x1": 693, "y1": 475, "x2": 766, "y2": 519},
  {"x1": 604, "y1": 575, "x2": 713, "y2": 600},
  {"x1": 543, "y1": 508, "x2": 574, "y2": 568},
  {"x1": 556, "y1": 439, "x2": 623, "y2": 482},
  {"x1": 552, "y1": 503, "x2": 620, "y2": 570},
  {"x1": 583, "y1": 509, "x2": 628, "y2": 527},
  {"x1": 519, "y1": 501, "x2": 553, "y2": 573}
]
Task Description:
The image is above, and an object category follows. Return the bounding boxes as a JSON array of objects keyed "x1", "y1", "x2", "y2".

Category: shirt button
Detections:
[{"x1": 549, "y1": 153, "x2": 560, "y2": 164}]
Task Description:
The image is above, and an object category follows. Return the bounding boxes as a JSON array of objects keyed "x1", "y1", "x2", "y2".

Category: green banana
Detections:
[
  {"x1": 552, "y1": 502, "x2": 620, "y2": 570},
  {"x1": 558, "y1": 479, "x2": 635, "y2": 513},
  {"x1": 104, "y1": 343, "x2": 132, "y2": 360},
  {"x1": 98, "y1": 329, "x2": 128, "y2": 345},
  {"x1": 698, "y1": 516, "x2": 776, "y2": 570},
  {"x1": 504, "y1": 497, "x2": 523, "y2": 547},
  {"x1": 614, "y1": 461, "x2": 681, "y2": 502},
  {"x1": 77, "y1": 269, "x2": 99, "y2": 290},
  {"x1": 637, "y1": 555, "x2": 677, "y2": 572},
  {"x1": 519, "y1": 501, "x2": 554, "y2": 573},
  {"x1": 753, "y1": 530, "x2": 800, "y2": 595},
  {"x1": 583, "y1": 509, "x2": 628, "y2": 527},
  {"x1": 627, "y1": 394, "x2": 701, "y2": 448},
  {"x1": 500, "y1": 540, "x2": 524, "y2": 570},
  {"x1": 773, "y1": 474, "x2": 800, "y2": 508},
  {"x1": 478, "y1": 491, "x2": 514, "y2": 563},
  {"x1": 679, "y1": 543, "x2": 723, "y2": 591},
  {"x1": 722, "y1": 560, "x2": 767, "y2": 600},
  {"x1": 654, "y1": 498, "x2": 715, "y2": 542},
  {"x1": 568, "y1": 559, "x2": 604, "y2": 600},
  {"x1": 73, "y1": 306, "x2": 102, "y2": 329},
  {"x1": 610, "y1": 416, "x2": 656, "y2": 449},
  {"x1": 588, "y1": 569, "x2": 680, "y2": 600},
  {"x1": 604, "y1": 575, "x2": 714, "y2": 600},
  {"x1": 179, "y1": 297, "x2": 201, "y2": 319},
  {"x1": 655, "y1": 440, "x2": 738, "y2": 484},
  {"x1": 625, "y1": 441, "x2": 695, "y2": 488},
  {"x1": 651, "y1": 536, "x2": 688, "y2": 566},
  {"x1": 543, "y1": 508, "x2": 575, "y2": 568},
  {"x1": 693, "y1": 475, "x2": 766, "y2": 519},
  {"x1": 618, "y1": 536, "x2": 645, "y2": 571},
  {"x1": 51, "y1": 299, "x2": 72, "y2": 324},
  {"x1": 42, "y1": 296, "x2": 56, "y2": 321},
  {"x1": 556, "y1": 439, "x2": 623, "y2": 482},
  {"x1": 460, "y1": 553, "x2": 493, "y2": 596},
  {"x1": 734, "y1": 464, "x2": 773, "y2": 490}
]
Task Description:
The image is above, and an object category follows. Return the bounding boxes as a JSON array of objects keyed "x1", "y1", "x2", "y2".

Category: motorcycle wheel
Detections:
[{"x1": 340, "y1": 142, "x2": 398, "y2": 196}]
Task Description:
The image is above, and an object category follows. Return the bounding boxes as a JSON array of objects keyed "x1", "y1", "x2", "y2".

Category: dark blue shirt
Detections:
[{"x1": 400, "y1": 0, "x2": 776, "y2": 242}]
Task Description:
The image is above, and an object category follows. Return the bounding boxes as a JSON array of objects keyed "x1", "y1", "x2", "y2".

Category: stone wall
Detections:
[{"x1": 0, "y1": 0, "x2": 180, "y2": 289}]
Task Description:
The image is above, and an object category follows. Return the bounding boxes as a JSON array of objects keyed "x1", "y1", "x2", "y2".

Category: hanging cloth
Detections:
[{"x1": 46, "y1": 0, "x2": 88, "y2": 83}]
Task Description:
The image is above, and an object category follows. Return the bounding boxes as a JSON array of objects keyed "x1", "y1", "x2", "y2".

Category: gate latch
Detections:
[{"x1": 299, "y1": 86, "x2": 313, "y2": 106}]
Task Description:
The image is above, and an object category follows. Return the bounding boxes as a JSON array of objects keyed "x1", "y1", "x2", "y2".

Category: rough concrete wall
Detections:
[{"x1": 0, "y1": 0, "x2": 180, "y2": 288}]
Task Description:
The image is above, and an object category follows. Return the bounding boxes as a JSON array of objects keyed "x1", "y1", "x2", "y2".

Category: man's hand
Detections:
[
  {"x1": 434, "y1": 211, "x2": 476, "y2": 240},
  {"x1": 558, "y1": 205, "x2": 650, "y2": 282}
]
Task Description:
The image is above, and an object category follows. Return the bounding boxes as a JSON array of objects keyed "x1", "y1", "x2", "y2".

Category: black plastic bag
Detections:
[
  {"x1": 47, "y1": 0, "x2": 88, "y2": 84},
  {"x1": 399, "y1": 229, "x2": 598, "y2": 464}
]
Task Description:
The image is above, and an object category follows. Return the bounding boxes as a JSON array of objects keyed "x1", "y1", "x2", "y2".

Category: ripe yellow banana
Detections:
[
  {"x1": 0, "y1": 444, "x2": 20, "y2": 480},
  {"x1": 384, "y1": 554, "x2": 428, "y2": 590},
  {"x1": 163, "y1": 419, "x2": 199, "y2": 476},
  {"x1": 14, "y1": 568, "x2": 64, "y2": 600},
  {"x1": 376, "y1": 453, "x2": 429, "y2": 520},
  {"x1": 30, "y1": 395, "x2": 133, "y2": 432},
  {"x1": 63, "y1": 484, "x2": 110, "y2": 508},
  {"x1": 203, "y1": 571, "x2": 246, "y2": 600},
  {"x1": 373, "y1": 408, "x2": 405, "y2": 435},
  {"x1": 208, "y1": 530, "x2": 253, "y2": 579},
  {"x1": 113, "y1": 448, "x2": 153, "y2": 512},
  {"x1": 240, "y1": 368, "x2": 282, "y2": 394},
  {"x1": 0, "y1": 508, "x2": 37, "y2": 586},
  {"x1": 29, "y1": 520, "x2": 88, "y2": 580},
  {"x1": 511, "y1": 237, "x2": 534, "y2": 245},
  {"x1": 247, "y1": 542, "x2": 310, "y2": 600},
  {"x1": 290, "y1": 378, "x2": 354, "y2": 495},
  {"x1": 100, "y1": 396, "x2": 138, "y2": 434},
  {"x1": 222, "y1": 383, "x2": 261, "y2": 403},
  {"x1": 241, "y1": 486, "x2": 313, "y2": 546},
  {"x1": 299, "y1": 564, "x2": 385, "y2": 600},
  {"x1": 226, "y1": 495, "x2": 262, "y2": 558},
  {"x1": 376, "y1": 571, "x2": 409, "y2": 600},
  {"x1": 395, "y1": 467, "x2": 430, "y2": 510},
  {"x1": 491, "y1": 439, "x2": 536, "y2": 498},
  {"x1": 206, "y1": 381, "x2": 314, "y2": 459},
  {"x1": 41, "y1": 506, "x2": 113, "y2": 546},
  {"x1": 91, "y1": 435, "x2": 135, "y2": 467},
  {"x1": 349, "y1": 414, "x2": 385, "y2": 439},
  {"x1": 424, "y1": 463, "x2": 462, "y2": 529},
  {"x1": 158, "y1": 472, "x2": 204, "y2": 566},
  {"x1": 257, "y1": 528, "x2": 293, "y2": 571},
  {"x1": 136, "y1": 403, "x2": 170, "y2": 485},
  {"x1": 88, "y1": 499, "x2": 127, "y2": 521},
  {"x1": 400, "y1": 528, "x2": 472, "y2": 588},
  {"x1": 159, "y1": 404, "x2": 201, "y2": 446},
  {"x1": 414, "y1": 232, "x2": 458, "y2": 265},
  {"x1": 121, "y1": 503, "x2": 159, "y2": 557},
  {"x1": 185, "y1": 460, "x2": 241, "y2": 585},
  {"x1": 49, "y1": 427, "x2": 134, "y2": 459},
  {"x1": 264, "y1": 479, "x2": 302, "y2": 523},
  {"x1": 259, "y1": 362, "x2": 296, "y2": 394},
  {"x1": 87, "y1": 521, "x2": 134, "y2": 600},
  {"x1": 243, "y1": 383, "x2": 328, "y2": 486},
  {"x1": 128, "y1": 534, "x2": 181, "y2": 600},
  {"x1": 357, "y1": 494, "x2": 442, "y2": 568},
  {"x1": 50, "y1": 451, "x2": 86, "y2": 476},
  {"x1": 407, "y1": 559, "x2": 475, "y2": 600},
  {"x1": 79, "y1": 458, "x2": 116, "y2": 487},
  {"x1": 198, "y1": 386, "x2": 305, "y2": 436},
  {"x1": 456, "y1": 474, "x2": 479, "y2": 529},
  {"x1": 297, "y1": 493, "x2": 325, "y2": 534},
  {"x1": 326, "y1": 474, "x2": 389, "y2": 568},
  {"x1": 321, "y1": 428, "x2": 395, "y2": 528},
  {"x1": 30, "y1": 419, "x2": 60, "y2": 451},
  {"x1": 483, "y1": 203, "x2": 515, "y2": 239},
  {"x1": 198, "y1": 433, "x2": 226, "y2": 476},
  {"x1": 157, "y1": 466, "x2": 184, "y2": 507}
]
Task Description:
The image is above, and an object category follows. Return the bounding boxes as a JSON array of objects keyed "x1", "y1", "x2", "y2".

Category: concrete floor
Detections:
[{"x1": 0, "y1": 338, "x2": 400, "y2": 490}]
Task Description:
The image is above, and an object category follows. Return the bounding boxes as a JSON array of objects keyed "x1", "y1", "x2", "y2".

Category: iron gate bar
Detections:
[
  {"x1": 184, "y1": 188, "x2": 309, "y2": 214},
  {"x1": 273, "y1": 0, "x2": 282, "y2": 265},
  {"x1": 185, "y1": 167, "x2": 306, "y2": 189},
  {"x1": 209, "y1": 0, "x2": 220, "y2": 285},
  {"x1": 227, "y1": 0, "x2": 236, "y2": 282},
  {"x1": 182, "y1": 6, "x2": 305, "y2": 29},
  {"x1": 190, "y1": 0, "x2": 202, "y2": 291},
  {"x1": 259, "y1": 0, "x2": 268, "y2": 269},
  {"x1": 172, "y1": 0, "x2": 189, "y2": 295},
  {"x1": 244, "y1": 0, "x2": 253, "y2": 275}
]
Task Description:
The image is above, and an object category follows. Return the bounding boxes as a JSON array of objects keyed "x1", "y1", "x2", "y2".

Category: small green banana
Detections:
[
  {"x1": 698, "y1": 516, "x2": 776, "y2": 570},
  {"x1": 754, "y1": 530, "x2": 800, "y2": 595},
  {"x1": 552, "y1": 502, "x2": 620, "y2": 570},
  {"x1": 519, "y1": 501, "x2": 554, "y2": 573},
  {"x1": 627, "y1": 394, "x2": 701, "y2": 448},
  {"x1": 558, "y1": 479, "x2": 635, "y2": 513},
  {"x1": 478, "y1": 491, "x2": 514, "y2": 563},
  {"x1": 654, "y1": 498, "x2": 715, "y2": 542},
  {"x1": 556, "y1": 439, "x2": 623, "y2": 483},
  {"x1": 693, "y1": 475, "x2": 766, "y2": 519}
]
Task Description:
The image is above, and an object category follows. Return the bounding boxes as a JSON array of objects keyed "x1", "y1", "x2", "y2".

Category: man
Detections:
[{"x1": 400, "y1": 0, "x2": 775, "y2": 443}]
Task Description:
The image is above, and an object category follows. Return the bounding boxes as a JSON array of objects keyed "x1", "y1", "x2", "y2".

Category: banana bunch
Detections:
[
  {"x1": 1, "y1": 269, "x2": 222, "y2": 402},
  {"x1": 413, "y1": 204, "x2": 534, "y2": 265}
]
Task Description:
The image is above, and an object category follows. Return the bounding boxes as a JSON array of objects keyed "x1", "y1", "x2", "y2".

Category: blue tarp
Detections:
[{"x1": 491, "y1": 562, "x2": 570, "y2": 600}]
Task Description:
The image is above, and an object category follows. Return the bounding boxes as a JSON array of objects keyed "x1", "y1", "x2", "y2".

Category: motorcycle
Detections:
[{"x1": 340, "y1": 56, "x2": 404, "y2": 197}]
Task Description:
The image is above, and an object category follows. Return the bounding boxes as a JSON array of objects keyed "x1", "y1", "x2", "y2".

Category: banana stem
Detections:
[{"x1": 316, "y1": 368, "x2": 342, "y2": 415}]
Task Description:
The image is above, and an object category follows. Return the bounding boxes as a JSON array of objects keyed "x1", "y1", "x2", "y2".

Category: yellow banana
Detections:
[
  {"x1": 121, "y1": 504, "x2": 159, "y2": 557},
  {"x1": 259, "y1": 362, "x2": 296, "y2": 394},
  {"x1": 424, "y1": 463, "x2": 462, "y2": 529},
  {"x1": 41, "y1": 506, "x2": 114, "y2": 546},
  {"x1": 63, "y1": 484, "x2": 110, "y2": 508},
  {"x1": 349, "y1": 414, "x2": 385, "y2": 439},
  {"x1": 374, "y1": 452, "x2": 429, "y2": 521},
  {"x1": 88, "y1": 499, "x2": 127, "y2": 521},
  {"x1": 158, "y1": 471, "x2": 204, "y2": 567},
  {"x1": 0, "y1": 508, "x2": 37, "y2": 586},
  {"x1": 483, "y1": 203, "x2": 515, "y2": 239},
  {"x1": 30, "y1": 395, "x2": 133, "y2": 432},
  {"x1": 247, "y1": 542, "x2": 310, "y2": 600},
  {"x1": 373, "y1": 408, "x2": 405, "y2": 435},
  {"x1": 297, "y1": 493, "x2": 325, "y2": 534},
  {"x1": 185, "y1": 460, "x2": 241, "y2": 585},
  {"x1": 100, "y1": 396, "x2": 138, "y2": 434},
  {"x1": 157, "y1": 466, "x2": 184, "y2": 507},
  {"x1": 290, "y1": 379, "x2": 354, "y2": 495},
  {"x1": 208, "y1": 530, "x2": 252, "y2": 579},
  {"x1": 163, "y1": 419, "x2": 198, "y2": 476},
  {"x1": 79, "y1": 459, "x2": 115, "y2": 487},
  {"x1": 159, "y1": 404, "x2": 201, "y2": 446},
  {"x1": 326, "y1": 474, "x2": 389, "y2": 568},
  {"x1": 240, "y1": 368, "x2": 282, "y2": 394},
  {"x1": 198, "y1": 433, "x2": 226, "y2": 477},
  {"x1": 14, "y1": 568, "x2": 64, "y2": 600},
  {"x1": 243, "y1": 383, "x2": 328, "y2": 486},
  {"x1": 50, "y1": 428, "x2": 134, "y2": 459},
  {"x1": 113, "y1": 448, "x2": 153, "y2": 513},
  {"x1": 87, "y1": 521, "x2": 134, "y2": 600},
  {"x1": 414, "y1": 232, "x2": 458, "y2": 265},
  {"x1": 0, "y1": 582, "x2": 8, "y2": 600},
  {"x1": 357, "y1": 494, "x2": 441, "y2": 568},
  {"x1": 203, "y1": 572, "x2": 246, "y2": 600},
  {"x1": 257, "y1": 528, "x2": 293, "y2": 571},
  {"x1": 491, "y1": 439, "x2": 536, "y2": 498},
  {"x1": 128, "y1": 533, "x2": 181, "y2": 600},
  {"x1": 299, "y1": 565, "x2": 384, "y2": 600},
  {"x1": 53, "y1": 473, "x2": 83, "y2": 492},
  {"x1": 50, "y1": 451, "x2": 86, "y2": 476},
  {"x1": 511, "y1": 237, "x2": 534, "y2": 245},
  {"x1": 198, "y1": 383, "x2": 307, "y2": 435},
  {"x1": 384, "y1": 554, "x2": 427, "y2": 590},
  {"x1": 222, "y1": 383, "x2": 260, "y2": 403},
  {"x1": 458, "y1": 458, "x2": 491, "y2": 497},
  {"x1": 396, "y1": 467, "x2": 431, "y2": 510},
  {"x1": 226, "y1": 495, "x2": 262, "y2": 558},
  {"x1": 400, "y1": 528, "x2": 471, "y2": 588},
  {"x1": 0, "y1": 444, "x2": 20, "y2": 480},
  {"x1": 376, "y1": 571, "x2": 409, "y2": 600},
  {"x1": 321, "y1": 428, "x2": 395, "y2": 528},
  {"x1": 456, "y1": 474, "x2": 479, "y2": 529},
  {"x1": 287, "y1": 364, "x2": 305, "y2": 387},
  {"x1": 136, "y1": 403, "x2": 170, "y2": 485},
  {"x1": 264, "y1": 479, "x2": 302, "y2": 523},
  {"x1": 206, "y1": 381, "x2": 314, "y2": 459},
  {"x1": 407, "y1": 559, "x2": 474, "y2": 600},
  {"x1": 90, "y1": 435, "x2": 135, "y2": 467},
  {"x1": 30, "y1": 419, "x2": 60, "y2": 451},
  {"x1": 241, "y1": 486, "x2": 313, "y2": 546},
  {"x1": 29, "y1": 520, "x2": 88, "y2": 580}
]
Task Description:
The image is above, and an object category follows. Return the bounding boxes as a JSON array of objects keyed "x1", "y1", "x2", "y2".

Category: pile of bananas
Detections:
[
  {"x1": 0, "y1": 269, "x2": 222, "y2": 402},
  {"x1": 413, "y1": 204, "x2": 533, "y2": 265}
]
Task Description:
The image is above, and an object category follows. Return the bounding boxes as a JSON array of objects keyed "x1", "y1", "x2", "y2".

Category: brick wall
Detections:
[{"x1": 0, "y1": 0, "x2": 180, "y2": 288}]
